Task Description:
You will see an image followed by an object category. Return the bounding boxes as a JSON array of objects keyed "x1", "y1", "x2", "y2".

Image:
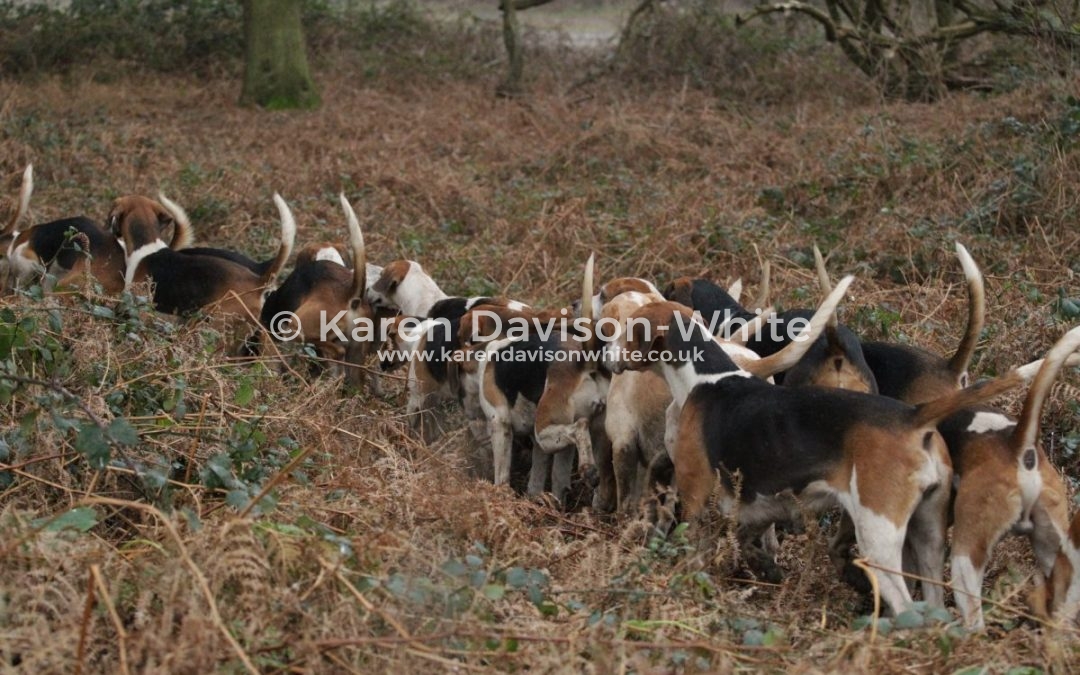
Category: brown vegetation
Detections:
[{"x1": 1, "y1": 7, "x2": 1079, "y2": 672}]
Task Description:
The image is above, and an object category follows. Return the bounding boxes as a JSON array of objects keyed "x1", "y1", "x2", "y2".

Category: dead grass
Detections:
[{"x1": 1, "y1": 33, "x2": 1079, "y2": 673}]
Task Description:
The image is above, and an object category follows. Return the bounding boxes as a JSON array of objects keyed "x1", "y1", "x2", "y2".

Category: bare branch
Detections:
[{"x1": 499, "y1": 0, "x2": 558, "y2": 10}]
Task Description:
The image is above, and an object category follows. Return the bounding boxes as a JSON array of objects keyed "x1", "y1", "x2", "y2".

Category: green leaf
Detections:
[
  {"x1": 894, "y1": 609, "x2": 926, "y2": 629},
  {"x1": 742, "y1": 629, "x2": 765, "y2": 646},
  {"x1": 38, "y1": 506, "x2": 98, "y2": 533},
  {"x1": 90, "y1": 305, "x2": 115, "y2": 320},
  {"x1": 107, "y1": 418, "x2": 139, "y2": 446},
  {"x1": 505, "y1": 566, "x2": 528, "y2": 588},
  {"x1": 536, "y1": 601, "x2": 559, "y2": 617},
  {"x1": 226, "y1": 489, "x2": 249, "y2": 509},
  {"x1": 483, "y1": 584, "x2": 506, "y2": 600},
  {"x1": 442, "y1": 559, "x2": 468, "y2": 578},
  {"x1": 527, "y1": 584, "x2": 545, "y2": 607},
  {"x1": 234, "y1": 379, "x2": 255, "y2": 406},
  {"x1": 75, "y1": 423, "x2": 110, "y2": 469},
  {"x1": 926, "y1": 607, "x2": 953, "y2": 625},
  {"x1": 180, "y1": 506, "x2": 202, "y2": 532}
]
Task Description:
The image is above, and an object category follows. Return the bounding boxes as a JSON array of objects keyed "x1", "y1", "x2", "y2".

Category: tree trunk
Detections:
[
  {"x1": 497, "y1": 0, "x2": 525, "y2": 97},
  {"x1": 241, "y1": 0, "x2": 319, "y2": 109}
]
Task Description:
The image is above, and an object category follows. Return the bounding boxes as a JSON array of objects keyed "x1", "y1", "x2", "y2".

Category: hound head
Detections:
[
  {"x1": 370, "y1": 259, "x2": 417, "y2": 310},
  {"x1": 107, "y1": 195, "x2": 174, "y2": 252},
  {"x1": 661, "y1": 276, "x2": 696, "y2": 308},
  {"x1": 611, "y1": 301, "x2": 698, "y2": 374},
  {"x1": 295, "y1": 242, "x2": 348, "y2": 269}
]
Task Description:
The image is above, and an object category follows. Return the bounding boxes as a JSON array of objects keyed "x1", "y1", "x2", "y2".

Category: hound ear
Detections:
[
  {"x1": 156, "y1": 209, "x2": 174, "y2": 229},
  {"x1": 106, "y1": 211, "x2": 120, "y2": 236},
  {"x1": 664, "y1": 278, "x2": 694, "y2": 308}
]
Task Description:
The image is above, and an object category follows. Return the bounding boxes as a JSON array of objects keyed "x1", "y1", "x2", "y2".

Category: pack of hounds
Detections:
[{"x1": 3, "y1": 164, "x2": 1080, "y2": 630}]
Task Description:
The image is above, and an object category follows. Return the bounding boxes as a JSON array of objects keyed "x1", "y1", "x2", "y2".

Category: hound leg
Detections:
[
  {"x1": 479, "y1": 366, "x2": 514, "y2": 487},
  {"x1": 344, "y1": 339, "x2": 380, "y2": 395},
  {"x1": 1030, "y1": 470, "x2": 1070, "y2": 578},
  {"x1": 951, "y1": 475, "x2": 1018, "y2": 628},
  {"x1": 612, "y1": 437, "x2": 642, "y2": 514},
  {"x1": 645, "y1": 452, "x2": 677, "y2": 536},
  {"x1": 829, "y1": 514, "x2": 872, "y2": 593},
  {"x1": 527, "y1": 446, "x2": 551, "y2": 497},
  {"x1": 551, "y1": 446, "x2": 575, "y2": 506},
  {"x1": 591, "y1": 413, "x2": 617, "y2": 514},
  {"x1": 663, "y1": 401, "x2": 680, "y2": 460},
  {"x1": 848, "y1": 507, "x2": 912, "y2": 616},
  {"x1": 904, "y1": 482, "x2": 950, "y2": 609}
]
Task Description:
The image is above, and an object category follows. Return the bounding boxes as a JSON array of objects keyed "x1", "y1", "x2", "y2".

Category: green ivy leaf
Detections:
[
  {"x1": 894, "y1": 610, "x2": 926, "y2": 629},
  {"x1": 90, "y1": 305, "x2": 115, "y2": 320},
  {"x1": 226, "y1": 489, "x2": 250, "y2": 509},
  {"x1": 505, "y1": 566, "x2": 528, "y2": 588},
  {"x1": 234, "y1": 379, "x2": 255, "y2": 406},
  {"x1": 75, "y1": 422, "x2": 110, "y2": 470},
  {"x1": 37, "y1": 506, "x2": 98, "y2": 533},
  {"x1": 483, "y1": 584, "x2": 505, "y2": 601}
]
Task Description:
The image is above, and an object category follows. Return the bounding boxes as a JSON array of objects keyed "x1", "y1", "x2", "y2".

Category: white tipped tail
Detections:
[
  {"x1": 4, "y1": 164, "x2": 33, "y2": 236},
  {"x1": 263, "y1": 193, "x2": 297, "y2": 286},
  {"x1": 1013, "y1": 325, "x2": 1080, "y2": 454},
  {"x1": 339, "y1": 192, "x2": 366, "y2": 308},
  {"x1": 727, "y1": 278, "x2": 743, "y2": 304},
  {"x1": 582, "y1": 253, "x2": 595, "y2": 323},
  {"x1": 949, "y1": 242, "x2": 986, "y2": 377},
  {"x1": 813, "y1": 245, "x2": 838, "y2": 329},
  {"x1": 157, "y1": 192, "x2": 194, "y2": 249},
  {"x1": 745, "y1": 275, "x2": 854, "y2": 378},
  {"x1": 582, "y1": 253, "x2": 597, "y2": 368}
]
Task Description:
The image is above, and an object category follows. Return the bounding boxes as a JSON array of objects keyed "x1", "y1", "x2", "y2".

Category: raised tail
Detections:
[
  {"x1": 813, "y1": 245, "x2": 852, "y2": 363},
  {"x1": 727, "y1": 278, "x2": 743, "y2": 304},
  {"x1": 947, "y1": 242, "x2": 986, "y2": 379},
  {"x1": 339, "y1": 193, "x2": 366, "y2": 311},
  {"x1": 1011, "y1": 325, "x2": 1080, "y2": 461},
  {"x1": 744, "y1": 275, "x2": 854, "y2": 378},
  {"x1": 912, "y1": 370, "x2": 1025, "y2": 428},
  {"x1": 3, "y1": 164, "x2": 33, "y2": 236},
  {"x1": 750, "y1": 258, "x2": 771, "y2": 311},
  {"x1": 581, "y1": 253, "x2": 597, "y2": 369},
  {"x1": 813, "y1": 245, "x2": 838, "y2": 330},
  {"x1": 263, "y1": 193, "x2": 297, "y2": 287},
  {"x1": 157, "y1": 192, "x2": 195, "y2": 250}
]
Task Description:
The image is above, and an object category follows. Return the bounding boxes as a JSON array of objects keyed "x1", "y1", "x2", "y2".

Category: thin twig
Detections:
[
  {"x1": 75, "y1": 566, "x2": 96, "y2": 675},
  {"x1": 91, "y1": 564, "x2": 131, "y2": 675}
]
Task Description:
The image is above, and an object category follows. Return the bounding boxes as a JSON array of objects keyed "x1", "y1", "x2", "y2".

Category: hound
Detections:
[
  {"x1": 108, "y1": 193, "x2": 294, "y2": 321},
  {"x1": 259, "y1": 194, "x2": 384, "y2": 389},
  {"x1": 937, "y1": 330, "x2": 1080, "y2": 628},
  {"x1": 816, "y1": 243, "x2": 990, "y2": 590},
  {"x1": 858, "y1": 242, "x2": 986, "y2": 403},
  {"x1": 470, "y1": 256, "x2": 607, "y2": 504},
  {"x1": 370, "y1": 259, "x2": 449, "y2": 317},
  {"x1": 612, "y1": 288, "x2": 1040, "y2": 616},
  {"x1": 665, "y1": 258, "x2": 877, "y2": 393},
  {"x1": 380, "y1": 295, "x2": 525, "y2": 443},
  {"x1": 598, "y1": 288, "x2": 781, "y2": 514},
  {"x1": 1, "y1": 165, "x2": 188, "y2": 294}
]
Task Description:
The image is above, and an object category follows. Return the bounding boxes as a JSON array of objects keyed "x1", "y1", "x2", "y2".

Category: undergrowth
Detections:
[{"x1": 0, "y1": 5, "x2": 1079, "y2": 671}]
